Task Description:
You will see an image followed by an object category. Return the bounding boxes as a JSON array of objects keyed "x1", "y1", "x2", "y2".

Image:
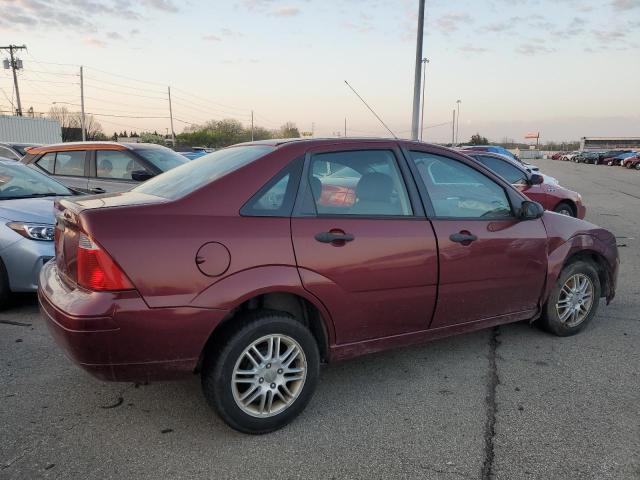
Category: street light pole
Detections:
[
  {"x1": 420, "y1": 58, "x2": 429, "y2": 141},
  {"x1": 451, "y1": 109, "x2": 455, "y2": 145},
  {"x1": 167, "y1": 86, "x2": 176, "y2": 146},
  {"x1": 410, "y1": 0, "x2": 426, "y2": 140},
  {"x1": 455, "y1": 99, "x2": 461, "y2": 145},
  {"x1": 79, "y1": 66, "x2": 86, "y2": 141}
]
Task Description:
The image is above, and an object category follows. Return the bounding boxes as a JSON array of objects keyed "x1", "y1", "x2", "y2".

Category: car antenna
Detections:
[{"x1": 344, "y1": 80, "x2": 397, "y2": 139}]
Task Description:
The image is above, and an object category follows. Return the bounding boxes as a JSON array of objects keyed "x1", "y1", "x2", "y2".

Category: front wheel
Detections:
[
  {"x1": 635, "y1": 163, "x2": 640, "y2": 170},
  {"x1": 0, "y1": 258, "x2": 12, "y2": 311},
  {"x1": 201, "y1": 311, "x2": 320, "y2": 434},
  {"x1": 539, "y1": 261, "x2": 601, "y2": 336},
  {"x1": 554, "y1": 202, "x2": 575, "y2": 217}
]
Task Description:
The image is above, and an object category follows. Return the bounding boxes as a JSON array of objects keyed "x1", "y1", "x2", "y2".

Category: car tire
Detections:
[
  {"x1": 553, "y1": 202, "x2": 575, "y2": 217},
  {"x1": 539, "y1": 260, "x2": 601, "y2": 337},
  {"x1": 201, "y1": 310, "x2": 320, "y2": 434},
  {"x1": 0, "y1": 257, "x2": 12, "y2": 311},
  {"x1": 635, "y1": 163, "x2": 640, "y2": 170}
]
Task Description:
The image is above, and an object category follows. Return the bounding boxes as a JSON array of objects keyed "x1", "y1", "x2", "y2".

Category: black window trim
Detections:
[
  {"x1": 240, "y1": 155, "x2": 304, "y2": 218},
  {"x1": 400, "y1": 146, "x2": 526, "y2": 221},
  {"x1": 292, "y1": 145, "x2": 425, "y2": 220}
]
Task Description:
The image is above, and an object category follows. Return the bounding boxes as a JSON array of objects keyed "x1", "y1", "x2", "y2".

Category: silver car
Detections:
[{"x1": 0, "y1": 159, "x2": 74, "y2": 308}]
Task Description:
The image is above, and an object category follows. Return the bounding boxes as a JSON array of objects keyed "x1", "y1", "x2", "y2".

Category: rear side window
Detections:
[
  {"x1": 37, "y1": 152, "x2": 56, "y2": 173},
  {"x1": 54, "y1": 151, "x2": 86, "y2": 176},
  {"x1": 96, "y1": 150, "x2": 148, "y2": 180},
  {"x1": 134, "y1": 145, "x2": 275, "y2": 200},
  {"x1": 241, "y1": 157, "x2": 303, "y2": 217}
]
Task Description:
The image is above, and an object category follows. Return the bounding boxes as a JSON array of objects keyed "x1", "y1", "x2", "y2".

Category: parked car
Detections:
[
  {"x1": 21, "y1": 142, "x2": 187, "y2": 194},
  {"x1": 179, "y1": 147, "x2": 215, "y2": 161},
  {"x1": 573, "y1": 152, "x2": 601, "y2": 164},
  {"x1": 550, "y1": 152, "x2": 564, "y2": 160},
  {"x1": 464, "y1": 152, "x2": 585, "y2": 217},
  {"x1": 605, "y1": 151, "x2": 636, "y2": 166},
  {"x1": 599, "y1": 150, "x2": 631, "y2": 163},
  {"x1": 624, "y1": 155, "x2": 640, "y2": 170},
  {"x1": 0, "y1": 158, "x2": 75, "y2": 308},
  {"x1": 0, "y1": 142, "x2": 40, "y2": 161},
  {"x1": 620, "y1": 153, "x2": 639, "y2": 168},
  {"x1": 562, "y1": 151, "x2": 580, "y2": 162},
  {"x1": 459, "y1": 146, "x2": 539, "y2": 171},
  {"x1": 39, "y1": 138, "x2": 619, "y2": 434}
]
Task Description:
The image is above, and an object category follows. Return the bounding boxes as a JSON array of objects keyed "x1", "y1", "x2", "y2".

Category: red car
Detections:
[
  {"x1": 625, "y1": 156, "x2": 640, "y2": 170},
  {"x1": 464, "y1": 152, "x2": 586, "y2": 218},
  {"x1": 550, "y1": 152, "x2": 563, "y2": 160},
  {"x1": 39, "y1": 139, "x2": 619, "y2": 434}
]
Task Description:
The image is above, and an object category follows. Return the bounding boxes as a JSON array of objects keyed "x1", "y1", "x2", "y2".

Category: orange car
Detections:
[{"x1": 21, "y1": 142, "x2": 187, "y2": 194}]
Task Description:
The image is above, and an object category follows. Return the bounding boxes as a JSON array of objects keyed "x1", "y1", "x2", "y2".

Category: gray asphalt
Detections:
[{"x1": 1, "y1": 158, "x2": 638, "y2": 480}]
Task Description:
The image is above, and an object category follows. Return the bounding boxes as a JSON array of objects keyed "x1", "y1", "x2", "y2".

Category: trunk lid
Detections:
[{"x1": 53, "y1": 192, "x2": 166, "y2": 284}]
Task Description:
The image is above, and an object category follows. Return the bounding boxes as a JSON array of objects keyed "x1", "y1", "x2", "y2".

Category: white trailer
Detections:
[{"x1": 0, "y1": 115, "x2": 62, "y2": 144}]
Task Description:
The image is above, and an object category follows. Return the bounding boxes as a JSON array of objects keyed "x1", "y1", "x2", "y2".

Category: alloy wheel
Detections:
[
  {"x1": 231, "y1": 334, "x2": 307, "y2": 418},
  {"x1": 555, "y1": 273, "x2": 594, "y2": 327}
]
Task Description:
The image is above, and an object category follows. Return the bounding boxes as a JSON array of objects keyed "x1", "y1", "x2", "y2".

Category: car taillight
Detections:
[{"x1": 77, "y1": 233, "x2": 134, "y2": 291}]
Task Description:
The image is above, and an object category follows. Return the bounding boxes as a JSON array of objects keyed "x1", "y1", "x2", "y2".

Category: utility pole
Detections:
[
  {"x1": 311, "y1": 122, "x2": 315, "y2": 137},
  {"x1": 344, "y1": 117, "x2": 347, "y2": 137},
  {"x1": 79, "y1": 66, "x2": 86, "y2": 141},
  {"x1": 167, "y1": 86, "x2": 176, "y2": 146},
  {"x1": 420, "y1": 58, "x2": 429, "y2": 141},
  {"x1": 410, "y1": 0, "x2": 426, "y2": 140},
  {"x1": 251, "y1": 110, "x2": 254, "y2": 141},
  {"x1": 451, "y1": 109, "x2": 455, "y2": 145},
  {"x1": 1, "y1": 44, "x2": 26, "y2": 116},
  {"x1": 455, "y1": 99, "x2": 461, "y2": 145}
]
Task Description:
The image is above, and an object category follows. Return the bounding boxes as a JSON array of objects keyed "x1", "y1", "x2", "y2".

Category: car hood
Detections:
[
  {"x1": 0, "y1": 197, "x2": 57, "y2": 224},
  {"x1": 542, "y1": 174, "x2": 559, "y2": 184},
  {"x1": 542, "y1": 210, "x2": 615, "y2": 247}
]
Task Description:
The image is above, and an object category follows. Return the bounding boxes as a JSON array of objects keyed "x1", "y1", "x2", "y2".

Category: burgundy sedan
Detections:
[
  {"x1": 39, "y1": 139, "x2": 619, "y2": 434},
  {"x1": 464, "y1": 151, "x2": 586, "y2": 218}
]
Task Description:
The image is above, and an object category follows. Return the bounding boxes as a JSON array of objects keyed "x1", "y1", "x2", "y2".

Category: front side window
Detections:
[
  {"x1": 307, "y1": 150, "x2": 412, "y2": 216},
  {"x1": 475, "y1": 155, "x2": 528, "y2": 185},
  {"x1": 410, "y1": 151, "x2": 512, "y2": 219},
  {"x1": 96, "y1": 150, "x2": 148, "y2": 180},
  {"x1": 54, "y1": 151, "x2": 86, "y2": 176}
]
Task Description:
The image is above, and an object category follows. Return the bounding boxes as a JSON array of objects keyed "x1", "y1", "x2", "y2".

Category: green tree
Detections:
[
  {"x1": 139, "y1": 131, "x2": 166, "y2": 145},
  {"x1": 469, "y1": 133, "x2": 489, "y2": 145},
  {"x1": 278, "y1": 122, "x2": 300, "y2": 138}
]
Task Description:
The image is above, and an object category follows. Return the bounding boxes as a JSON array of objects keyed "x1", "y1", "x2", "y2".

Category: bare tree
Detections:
[{"x1": 47, "y1": 106, "x2": 102, "y2": 141}]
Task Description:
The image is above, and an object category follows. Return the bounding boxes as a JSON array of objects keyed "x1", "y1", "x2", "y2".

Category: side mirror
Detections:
[
  {"x1": 520, "y1": 200, "x2": 544, "y2": 220},
  {"x1": 528, "y1": 173, "x2": 544, "y2": 185},
  {"x1": 131, "y1": 170, "x2": 154, "y2": 182}
]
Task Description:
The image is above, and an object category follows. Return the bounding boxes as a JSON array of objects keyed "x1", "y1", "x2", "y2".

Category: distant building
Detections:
[
  {"x1": 117, "y1": 136, "x2": 140, "y2": 143},
  {"x1": 580, "y1": 137, "x2": 640, "y2": 151}
]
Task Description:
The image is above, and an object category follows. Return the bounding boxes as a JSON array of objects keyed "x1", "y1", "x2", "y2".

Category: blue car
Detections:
[
  {"x1": 607, "y1": 151, "x2": 636, "y2": 166},
  {"x1": 178, "y1": 147, "x2": 215, "y2": 161},
  {"x1": 0, "y1": 159, "x2": 74, "y2": 308}
]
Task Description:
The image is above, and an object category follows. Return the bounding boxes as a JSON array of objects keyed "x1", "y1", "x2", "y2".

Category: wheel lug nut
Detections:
[
  {"x1": 259, "y1": 378, "x2": 264, "y2": 383},
  {"x1": 266, "y1": 363, "x2": 271, "y2": 369},
  {"x1": 277, "y1": 368, "x2": 283, "y2": 374},
  {"x1": 270, "y1": 383, "x2": 276, "y2": 389}
]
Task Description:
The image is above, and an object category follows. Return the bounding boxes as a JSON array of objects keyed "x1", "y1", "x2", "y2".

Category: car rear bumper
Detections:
[{"x1": 38, "y1": 261, "x2": 228, "y2": 382}]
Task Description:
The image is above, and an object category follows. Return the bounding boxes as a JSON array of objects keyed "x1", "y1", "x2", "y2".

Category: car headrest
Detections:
[{"x1": 356, "y1": 172, "x2": 393, "y2": 202}]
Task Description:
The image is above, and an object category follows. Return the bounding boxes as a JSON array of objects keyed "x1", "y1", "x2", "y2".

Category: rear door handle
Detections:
[
  {"x1": 315, "y1": 231, "x2": 355, "y2": 244},
  {"x1": 90, "y1": 187, "x2": 106, "y2": 194},
  {"x1": 449, "y1": 232, "x2": 477, "y2": 244}
]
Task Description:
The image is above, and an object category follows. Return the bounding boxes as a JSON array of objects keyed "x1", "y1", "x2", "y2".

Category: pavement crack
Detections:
[
  {"x1": 0, "y1": 320, "x2": 32, "y2": 327},
  {"x1": 481, "y1": 326, "x2": 500, "y2": 480}
]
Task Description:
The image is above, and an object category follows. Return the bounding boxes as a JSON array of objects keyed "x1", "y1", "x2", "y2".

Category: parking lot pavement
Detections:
[{"x1": 1, "y1": 158, "x2": 638, "y2": 480}]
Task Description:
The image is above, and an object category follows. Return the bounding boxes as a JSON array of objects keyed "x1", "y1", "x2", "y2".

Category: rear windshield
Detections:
[
  {"x1": 133, "y1": 146, "x2": 188, "y2": 172},
  {"x1": 133, "y1": 145, "x2": 275, "y2": 200}
]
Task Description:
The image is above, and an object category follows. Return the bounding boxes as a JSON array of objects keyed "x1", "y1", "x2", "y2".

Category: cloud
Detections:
[
  {"x1": 611, "y1": 0, "x2": 640, "y2": 11},
  {"x1": 459, "y1": 44, "x2": 489, "y2": 54},
  {"x1": 144, "y1": 0, "x2": 179, "y2": 13},
  {"x1": 484, "y1": 22, "x2": 512, "y2": 33},
  {"x1": 435, "y1": 12, "x2": 473, "y2": 33},
  {"x1": 516, "y1": 43, "x2": 556, "y2": 55},
  {"x1": 272, "y1": 6, "x2": 300, "y2": 16},
  {"x1": 84, "y1": 37, "x2": 107, "y2": 48},
  {"x1": 202, "y1": 34, "x2": 222, "y2": 42},
  {"x1": 592, "y1": 28, "x2": 627, "y2": 43}
]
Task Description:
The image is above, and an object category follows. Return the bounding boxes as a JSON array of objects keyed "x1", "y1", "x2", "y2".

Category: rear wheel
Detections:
[
  {"x1": 201, "y1": 310, "x2": 320, "y2": 434},
  {"x1": 635, "y1": 163, "x2": 640, "y2": 170},
  {"x1": 539, "y1": 261, "x2": 601, "y2": 336},
  {"x1": 554, "y1": 202, "x2": 575, "y2": 217}
]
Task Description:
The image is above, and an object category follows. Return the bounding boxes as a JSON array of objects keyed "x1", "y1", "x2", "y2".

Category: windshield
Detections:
[
  {"x1": 133, "y1": 146, "x2": 188, "y2": 172},
  {"x1": 133, "y1": 145, "x2": 275, "y2": 200},
  {"x1": 0, "y1": 162, "x2": 71, "y2": 199}
]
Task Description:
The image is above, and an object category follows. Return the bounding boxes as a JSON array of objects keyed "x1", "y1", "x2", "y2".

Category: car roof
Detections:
[
  {"x1": 235, "y1": 137, "x2": 455, "y2": 149},
  {"x1": 25, "y1": 141, "x2": 162, "y2": 155}
]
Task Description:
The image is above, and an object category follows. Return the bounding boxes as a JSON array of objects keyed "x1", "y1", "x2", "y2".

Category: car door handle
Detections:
[
  {"x1": 449, "y1": 232, "x2": 478, "y2": 244},
  {"x1": 90, "y1": 187, "x2": 106, "y2": 194},
  {"x1": 315, "y1": 231, "x2": 355, "y2": 244}
]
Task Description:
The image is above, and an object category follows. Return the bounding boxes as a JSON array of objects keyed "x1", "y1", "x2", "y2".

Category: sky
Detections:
[{"x1": 0, "y1": 0, "x2": 639, "y2": 143}]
